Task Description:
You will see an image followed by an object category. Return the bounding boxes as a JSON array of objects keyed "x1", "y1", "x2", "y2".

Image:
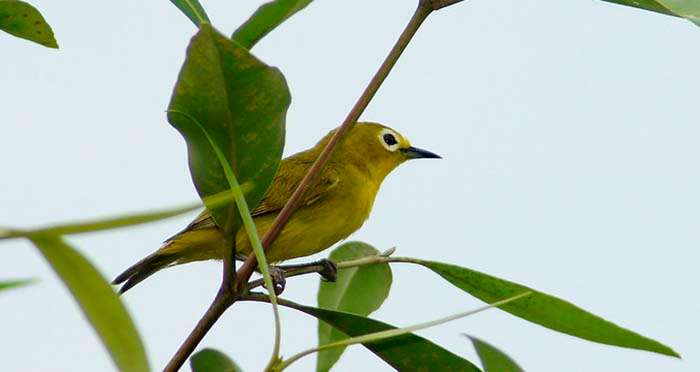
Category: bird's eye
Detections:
[{"x1": 383, "y1": 133, "x2": 398, "y2": 146}]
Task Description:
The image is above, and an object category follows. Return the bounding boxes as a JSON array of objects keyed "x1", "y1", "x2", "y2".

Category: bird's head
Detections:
[{"x1": 325, "y1": 122, "x2": 441, "y2": 181}]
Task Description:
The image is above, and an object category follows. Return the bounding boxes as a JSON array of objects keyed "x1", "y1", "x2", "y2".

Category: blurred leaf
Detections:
[
  {"x1": 296, "y1": 305, "x2": 482, "y2": 372},
  {"x1": 232, "y1": 0, "x2": 312, "y2": 49},
  {"x1": 168, "y1": 23, "x2": 290, "y2": 234},
  {"x1": 414, "y1": 259, "x2": 680, "y2": 358},
  {"x1": 169, "y1": 0, "x2": 209, "y2": 27},
  {"x1": 0, "y1": 191, "x2": 236, "y2": 242},
  {"x1": 656, "y1": 0, "x2": 700, "y2": 24},
  {"x1": 190, "y1": 348, "x2": 243, "y2": 372},
  {"x1": 0, "y1": 0, "x2": 57, "y2": 48},
  {"x1": 316, "y1": 242, "x2": 392, "y2": 372},
  {"x1": 601, "y1": 0, "x2": 699, "y2": 24},
  {"x1": 466, "y1": 335, "x2": 524, "y2": 372},
  {"x1": 31, "y1": 234, "x2": 149, "y2": 372},
  {"x1": 0, "y1": 278, "x2": 35, "y2": 292}
]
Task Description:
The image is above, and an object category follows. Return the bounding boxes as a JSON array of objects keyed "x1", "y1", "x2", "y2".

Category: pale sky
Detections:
[{"x1": 2, "y1": 1, "x2": 699, "y2": 371}]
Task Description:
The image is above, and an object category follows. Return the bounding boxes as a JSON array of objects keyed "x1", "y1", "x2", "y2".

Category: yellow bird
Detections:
[{"x1": 114, "y1": 122, "x2": 440, "y2": 293}]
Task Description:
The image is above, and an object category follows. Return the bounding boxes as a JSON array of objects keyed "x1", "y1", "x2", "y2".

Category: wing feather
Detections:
[{"x1": 168, "y1": 151, "x2": 339, "y2": 241}]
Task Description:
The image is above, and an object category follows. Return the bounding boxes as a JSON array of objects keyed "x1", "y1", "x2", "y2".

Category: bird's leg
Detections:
[{"x1": 275, "y1": 259, "x2": 338, "y2": 282}]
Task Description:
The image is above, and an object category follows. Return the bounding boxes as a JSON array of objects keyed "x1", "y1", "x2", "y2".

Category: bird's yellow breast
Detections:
[{"x1": 236, "y1": 165, "x2": 379, "y2": 262}]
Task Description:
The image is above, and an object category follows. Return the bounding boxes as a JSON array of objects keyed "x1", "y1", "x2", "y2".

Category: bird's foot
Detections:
[
  {"x1": 317, "y1": 259, "x2": 338, "y2": 282},
  {"x1": 266, "y1": 266, "x2": 286, "y2": 295}
]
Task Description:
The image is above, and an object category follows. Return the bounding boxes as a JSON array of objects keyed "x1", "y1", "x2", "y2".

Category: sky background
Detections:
[{"x1": 2, "y1": 0, "x2": 699, "y2": 371}]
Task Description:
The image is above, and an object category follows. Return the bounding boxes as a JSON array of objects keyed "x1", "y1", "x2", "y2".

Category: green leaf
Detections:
[
  {"x1": 296, "y1": 305, "x2": 482, "y2": 372},
  {"x1": 30, "y1": 234, "x2": 149, "y2": 372},
  {"x1": 656, "y1": 0, "x2": 700, "y2": 24},
  {"x1": 232, "y1": 0, "x2": 312, "y2": 49},
  {"x1": 168, "y1": 23, "x2": 290, "y2": 234},
  {"x1": 0, "y1": 191, "x2": 235, "y2": 242},
  {"x1": 0, "y1": 278, "x2": 35, "y2": 292},
  {"x1": 190, "y1": 348, "x2": 243, "y2": 372},
  {"x1": 0, "y1": 0, "x2": 57, "y2": 48},
  {"x1": 466, "y1": 335, "x2": 524, "y2": 372},
  {"x1": 316, "y1": 242, "x2": 392, "y2": 372},
  {"x1": 601, "y1": 0, "x2": 700, "y2": 24},
  {"x1": 415, "y1": 259, "x2": 680, "y2": 358},
  {"x1": 169, "y1": 0, "x2": 210, "y2": 27}
]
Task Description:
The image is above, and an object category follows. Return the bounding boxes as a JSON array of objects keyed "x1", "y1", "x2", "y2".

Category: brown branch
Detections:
[
  {"x1": 429, "y1": 0, "x2": 466, "y2": 11},
  {"x1": 163, "y1": 289, "x2": 235, "y2": 371},
  {"x1": 164, "y1": 0, "x2": 466, "y2": 368},
  {"x1": 236, "y1": 0, "x2": 436, "y2": 294},
  {"x1": 163, "y1": 239, "x2": 237, "y2": 372}
]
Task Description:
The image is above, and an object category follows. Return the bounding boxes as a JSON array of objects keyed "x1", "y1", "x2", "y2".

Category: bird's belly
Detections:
[{"x1": 236, "y1": 195, "x2": 372, "y2": 262}]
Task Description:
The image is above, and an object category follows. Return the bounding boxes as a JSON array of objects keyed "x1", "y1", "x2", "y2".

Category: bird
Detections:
[{"x1": 113, "y1": 122, "x2": 440, "y2": 293}]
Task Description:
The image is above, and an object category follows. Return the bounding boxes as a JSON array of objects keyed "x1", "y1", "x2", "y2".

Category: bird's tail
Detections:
[{"x1": 113, "y1": 252, "x2": 177, "y2": 294}]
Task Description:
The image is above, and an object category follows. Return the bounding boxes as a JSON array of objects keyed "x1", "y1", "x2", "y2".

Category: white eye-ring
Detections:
[{"x1": 378, "y1": 128, "x2": 400, "y2": 152}]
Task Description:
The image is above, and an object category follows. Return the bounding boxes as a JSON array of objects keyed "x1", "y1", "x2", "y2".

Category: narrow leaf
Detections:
[
  {"x1": 317, "y1": 242, "x2": 392, "y2": 372},
  {"x1": 0, "y1": 191, "x2": 235, "y2": 241},
  {"x1": 601, "y1": 0, "x2": 700, "y2": 24},
  {"x1": 232, "y1": 0, "x2": 312, "y2": 49},
  {"x1": 169, "y1": 0, "x2": 210, "y2": 27},
  {"x1": 0, "y1": 278, "x2": 35, "y2": 292},
  {"x1": 294, "y1": 305, "x2": 482, "y2": 372},
  {"x1": 602, "y1": 0, "x2": 677, "y2": 16},
  {"x1": 190, "y1": 348, "x2": 243, "y2": 372},
  {"x1": 168, "y1": 23, "x2": 290, "y2": 234},
  {"x1": 466, "y1": 335, "x2": 524, "y2": 372},
  {"x1": 415, "y1": 259, "x2": 680, "y2": 358},
  {"x1": 31, "y1": 234, "x2": 149, "y2": 372},
  {"x1": 0, "y1": 0, "x2": 57, "y2": 48},
  {"x1": 656, "y1": 0, "x2": 700, "y2": 24}
]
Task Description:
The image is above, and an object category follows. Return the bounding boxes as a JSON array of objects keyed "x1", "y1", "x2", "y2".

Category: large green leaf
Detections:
[
  {"x1": 168, "y1": 23, "x2": 290, "y2": 234},
  {"x1": 296, "y1": 305, "x2": 481, "y2": 372},
  {"x1": 169, "y1": 0, "x2": 210, "y2": 27},
  {"x1": 466, "y1": 335, "x2": 524, "y2": 372},
  {"x1": 0, "y1": 278, "x2": 34, "y2": 292},
  {"x1": 415, "y1": 259, "x2": 679, "y2": 358},
  {"x1": 232, "y1": 0, "x2": 312, "y2": 49},
  {"x1": 190, "y1": 348, "x2": 243, "y2": 372},
  {"x1": 316, "y1": 242, "x2": 392, "y2": 372},
  {"x1": 601, "y1": 0, "x2": 699, "y2": 24},
  {"x1": 31, "y1": 235, "x2": 149, "y2": 372},
  {"x1": 0, "y1": 0, "x2": 57, "y2": 48}
]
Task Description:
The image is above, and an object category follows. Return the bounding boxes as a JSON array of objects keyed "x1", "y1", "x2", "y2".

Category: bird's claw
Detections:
[
  {"x1": 266, "y1": 266, "x2": 286, "y2": 295},
  {"x1": 318, "y1": 259, "x2": 338, "y2": 282}
]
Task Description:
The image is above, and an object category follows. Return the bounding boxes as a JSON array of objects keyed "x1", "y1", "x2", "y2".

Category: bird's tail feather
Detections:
[{"x1": 113, "y1": 252, "x2": 177, "y2": 294}]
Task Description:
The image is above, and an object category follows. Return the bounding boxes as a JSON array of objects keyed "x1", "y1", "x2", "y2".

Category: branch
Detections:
[
  {"x1": 247, "y1": 252, "x2": 417, "y2": 291},
  {"x1": 163, "y1": 289, "x2": 235, "y2": 371},
  {"x1": 428, "y1": 0, "x2": 466, "y2": 11}
]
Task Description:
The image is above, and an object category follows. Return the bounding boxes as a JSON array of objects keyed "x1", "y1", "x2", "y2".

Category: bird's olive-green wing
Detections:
[
  {"x1": 250, "y1": 156, "x2": 339, "y2": 216},
  {"x1": 170, "y1": 155, "x2": 339, "y2": 237}
]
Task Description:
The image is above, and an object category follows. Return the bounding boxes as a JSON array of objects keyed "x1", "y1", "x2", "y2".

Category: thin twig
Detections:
[
  {"x1": 429, "y1": 0, "x2": 466, "y2": 11},
  {"x1": 247, "y1": 255, "x2": 420, "y2": 291}
]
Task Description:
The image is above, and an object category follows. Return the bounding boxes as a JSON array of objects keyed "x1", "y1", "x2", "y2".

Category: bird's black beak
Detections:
[{"x1": 400, "y1": 146, "x2": 442, "y2": 159}]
